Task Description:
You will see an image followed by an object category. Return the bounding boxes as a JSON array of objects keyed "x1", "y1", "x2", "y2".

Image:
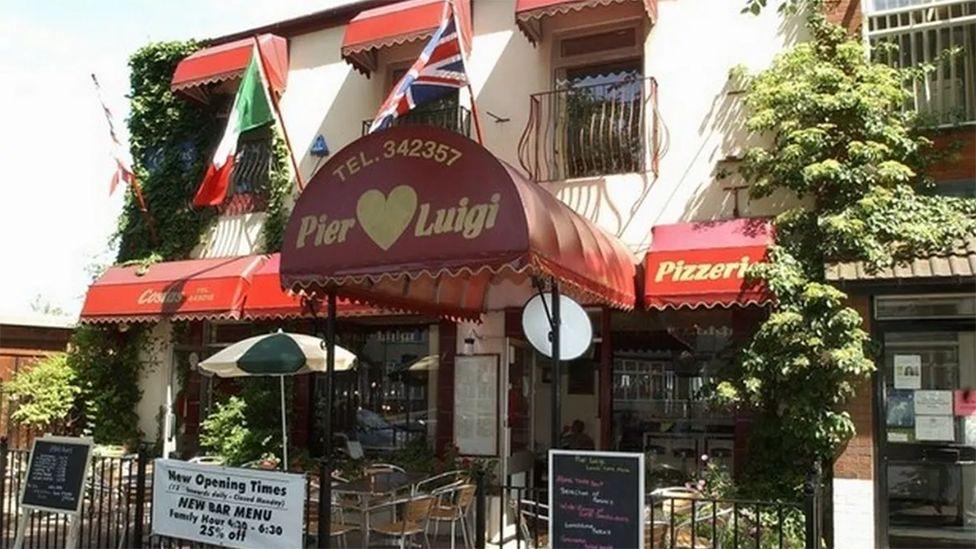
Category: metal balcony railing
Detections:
[
  {"x1": 361, "y1": 105, "x2": 472, "y2": 136},
  {"x1": 220, "y1": 138, "x2": 271, "y2": 214},
  {"x1": 518, "y1": 76, "x2": 660, "y2": 182},
  {"x1": 866, "y1": 0, "x2": 976, "y2": 126}
]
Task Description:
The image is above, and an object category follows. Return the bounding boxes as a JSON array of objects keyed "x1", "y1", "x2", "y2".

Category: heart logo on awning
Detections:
[{"x1": 356, "y1": 185, "x2": 418, "y2": 251}]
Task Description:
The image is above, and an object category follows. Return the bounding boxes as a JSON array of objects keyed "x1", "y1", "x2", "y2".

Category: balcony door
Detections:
[{"x1": 876, "y1": 294, "x2": 976, "y2": 547}]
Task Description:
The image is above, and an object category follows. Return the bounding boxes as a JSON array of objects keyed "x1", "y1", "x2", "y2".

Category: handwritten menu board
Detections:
[
  {"x1": 21, "y1": 437, "x2": 92, "y2": 514},
  {"x1": 550, "y1": 450, "x2": 645, "y2": 549}
]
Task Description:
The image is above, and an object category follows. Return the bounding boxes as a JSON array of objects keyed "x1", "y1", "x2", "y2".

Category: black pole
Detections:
[
  {"x1": 474, "y1": 469, "x2": 486, "y2": 549},
  {"x1": 323, "y1": 290, "x2": 337, "y2": 548},
  {"x1": 133, "y1": 445, "x2": 147, "y2": 548},
  {"x1": 550, "y1": 278, "x2": 561, "y2": 449}
]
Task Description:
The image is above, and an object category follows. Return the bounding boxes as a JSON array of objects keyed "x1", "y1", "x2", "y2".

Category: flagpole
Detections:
[
  {"x1": 129, "y1": 175, "x2": 160, "y2": 245},
  {"x1": 466, "y1": 83, "x2": 485, "y2": 145},
  {"x1": 91, "y1": 73, "x2": 159, "y2": 246},
  {"x1": 252, "y1": 37, "x2": 308, "y2": 192},
  {"x1": 449, "y1": 1, "x2": 484, "y2": 145}
]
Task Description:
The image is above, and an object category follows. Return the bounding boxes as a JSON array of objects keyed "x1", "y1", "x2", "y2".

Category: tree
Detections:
[
  {"x1": 5, "y1": 354, "x2": 80, "y2": 433},
  {"x1": 717, "y1": 8, "x2": 976, "y2": 498}
]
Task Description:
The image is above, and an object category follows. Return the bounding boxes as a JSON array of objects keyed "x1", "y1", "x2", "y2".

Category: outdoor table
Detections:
[{"x1": 332, "y1": 471, "x2": 426, "y2": 547}]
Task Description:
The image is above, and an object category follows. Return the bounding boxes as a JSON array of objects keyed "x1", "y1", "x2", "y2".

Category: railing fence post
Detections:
[
  {"x1": 317, "y1": 458, "x2": 328, "y2": 549},
  {"x1": 804, "y1": 461, "x2": 823, "y2": 549},
  {"x1": 0, "y1": 436, "x2": 7, "y2": 547},
  {"x1": 474, "y1": 469, "x2": 486, "y2": 549},
  {"x1": 132, "y1": 445, "x2": 147, "y2": 549}
]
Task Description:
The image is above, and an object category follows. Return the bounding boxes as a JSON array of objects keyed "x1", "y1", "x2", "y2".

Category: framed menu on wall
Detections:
[{"x1": 454, "y1": 354, "x2": 500, "y2": 456}]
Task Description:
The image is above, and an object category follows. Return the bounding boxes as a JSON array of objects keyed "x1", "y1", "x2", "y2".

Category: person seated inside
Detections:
[{"x1": 561, "y1": 419, "x2": 595, "y2": 450}]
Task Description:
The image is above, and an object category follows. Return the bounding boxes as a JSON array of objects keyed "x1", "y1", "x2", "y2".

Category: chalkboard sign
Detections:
[
  {"x1": 21, "y1": 437, "x2": 93, "y2": 514},
  {"x1": 549, "y1": 450, "x2": 645, "y2": 549}
]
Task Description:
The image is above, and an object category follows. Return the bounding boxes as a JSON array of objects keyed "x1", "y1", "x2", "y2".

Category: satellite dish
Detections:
[{"x1": 521, "y1": 294, "x2": 593, "y2": 360}]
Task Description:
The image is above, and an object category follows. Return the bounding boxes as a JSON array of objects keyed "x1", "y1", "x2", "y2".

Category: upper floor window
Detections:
[
  {"x1": 215, "y1": 98, "x2": 273, "y2": 215},
  {"x1": 865, "y1": 0, "x2": 976, "y2": 126},
  {"x1": 519, "y1": 23, "x2": 660, "y2": 182}
]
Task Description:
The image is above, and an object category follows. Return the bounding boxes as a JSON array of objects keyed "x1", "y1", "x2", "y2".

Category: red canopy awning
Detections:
[
  {"x1": 341, "y1": 0, "x2": 472, "y2": 75},
  {"x1": 242, "y1": 254, "x2": 375, "y2": 320},
  {"x1": 80, "y1": 256, "x2": 265, "y2": 323},
  {"x1": 280, "y1": 125, "x2": 636, "y2": 320},
  {"x1": 643, "y1": 218, "x2": 773, "y2": 310},
  {"x1": 516, "y1": 0, "x2": 658, "y2": 44},
  {"x1": 171, "y1": 34, "x2": 288, "y2": 101}
]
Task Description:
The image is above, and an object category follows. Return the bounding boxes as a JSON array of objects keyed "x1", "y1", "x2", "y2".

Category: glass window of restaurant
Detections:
[
  {"x1": 325, "y1": 323, "x2": 437, "y2": 453},
  {"x1": 875, "y1": 293, "x2": 976, "y2": 548},
  {"x1": 610, "y1": 307, "x2": 764, "y2": 484}
]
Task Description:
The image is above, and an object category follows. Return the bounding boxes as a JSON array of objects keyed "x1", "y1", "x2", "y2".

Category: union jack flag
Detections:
[{"x1": 368, "y1": 2, "x2": 468, "y2": 133}]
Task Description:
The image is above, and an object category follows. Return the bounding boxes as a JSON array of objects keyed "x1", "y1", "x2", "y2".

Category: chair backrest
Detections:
[
  {"x1": 365, "y1": 463, "x2": 405, "y2": 475},
  {"x1": 456, "y1": 484, "x2": 476, "y2": 509},
  {"x1": 404, "y1": 495, "x2": 436, "y2": 522},
  {"x1": 417, "y1": 470, "x2": 468, "y2": 493}
]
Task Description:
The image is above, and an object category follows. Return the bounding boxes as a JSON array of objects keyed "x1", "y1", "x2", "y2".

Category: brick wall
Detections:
[
  {"x1": 824, "y1": 0, "x2": 862, "y2": 35},
  {"x1": 928, "y1": 126, "x2": 976, "y2": 183},
  {"x1": 834, "y1": 295, "x2": 875, "y2": 480}
]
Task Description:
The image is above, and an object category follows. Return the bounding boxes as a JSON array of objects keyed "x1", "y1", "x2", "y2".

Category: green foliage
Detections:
[
  {"x1": 5, "y1": 354, "x2": 80, "y2": 431},
  {"x1": 117, "y1": 41, "x2": 220, "y2": 262},
  {"x1": 200, "y1": 396, "x2": 265, "y2": 466},
  {"x1": 717, "y1": 11, "x2": 976, "y2": 499},
  {"x1": 67, "y1": 325, "x2": 149, "y2": 446},
  {"x1": 200, "y1": 379, "x2": 288, "y2": 466},
  {"x1": 260, "y1": 133, "x2": 293, "y2": 253}
]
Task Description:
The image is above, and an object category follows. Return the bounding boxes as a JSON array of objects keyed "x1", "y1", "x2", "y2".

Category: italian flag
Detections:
[{"x1": 193, "y1": 45, "x2": 275, "y2": 207}]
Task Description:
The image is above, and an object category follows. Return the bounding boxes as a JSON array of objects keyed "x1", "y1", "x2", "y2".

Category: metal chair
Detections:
[
  {"x1": 516, "y1": 499, "x2": 549, "y2": 548},
  {"x1": 428, "y1": 482, "x2": 475, "y2": 549},
  {"x1": 415, "y1": 470, "x2": 469, "y2": 495},
  {"x1": 367, "y1": 494, "x2": 436, "y2": 549}
]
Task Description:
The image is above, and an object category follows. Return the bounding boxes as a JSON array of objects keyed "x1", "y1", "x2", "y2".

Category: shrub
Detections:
[{"x1": 5, "y1": 354, "x2": 80, "y2": 432}]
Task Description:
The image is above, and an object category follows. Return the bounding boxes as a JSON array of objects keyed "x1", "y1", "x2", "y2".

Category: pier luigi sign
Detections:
[
  {"x1": 282, "y1": 125, "x2": 528, "y2": 283},
  {"x1": 151, "y1": 459, "x2": 305, "y2": 549}
]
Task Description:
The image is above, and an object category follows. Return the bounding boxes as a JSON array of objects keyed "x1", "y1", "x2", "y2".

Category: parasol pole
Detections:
[
  {"x1": 322, "y1": 289, "x2": 337, "y2": 548},
  {"x1": 280, "y1": 376, "x2": 288, "y2": 471}
]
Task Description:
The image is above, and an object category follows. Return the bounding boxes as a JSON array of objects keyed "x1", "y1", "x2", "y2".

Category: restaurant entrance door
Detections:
[{"x1": 876, "y1": 294, "x2": 976, "y2": 548}]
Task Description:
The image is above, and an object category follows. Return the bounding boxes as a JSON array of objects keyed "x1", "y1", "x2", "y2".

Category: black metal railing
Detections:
[
  {"x1": 484, "y1": 471, "x2": 826, "y2": 549},
  {"x1": 519, "y1": 76, "x2": 660, "y2": 182},
  {"x1": 361, "y1": 106, "x2": 472, "y2": 136}
]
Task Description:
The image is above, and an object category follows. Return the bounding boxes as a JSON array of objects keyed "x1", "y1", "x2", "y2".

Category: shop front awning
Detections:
[
  {"x1": 341, "y1": 0, "x2": 472, "y2": 75},
  {"x1": 280, "y1": 125, "x2": 637, "y2": 320},
  {"x1": 515, "y1": 0, "x2": 658, "y2": 44},
  {"x1": 80, "y1": 256, "x2": 266, "y2": 323},
  {"x1": 171, "y1": 33, "x2": 288, "y2": 101},
  {"x1": 242, "y1": 254, "x2": 375, "y2": 320},
  {"x1": 643, "y1": 218, "x2": 773, "y2": 310}
]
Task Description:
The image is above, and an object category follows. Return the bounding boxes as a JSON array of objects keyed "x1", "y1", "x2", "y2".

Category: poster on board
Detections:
[
  {"x1": 893, "y1": 355, "x2": 922, "y2": 389},
  {"x1": 549, "y1": 450, "x2": 645, "y2": 549},
  {"x1": 20, "y1": 436, "x2": 93, "y2": 514},
  {"x1": 453, "y1": 354, "x2": 499, "y2": 456},
  {"x1": 151, "y1": 459, "x2": 305, "y2": 549},
  {"x1": 915, "y1": 416, "x2": 955, "y2": 442},
  {"x1": 914, "y1": 390, "x2": 953, "y2": 416}
]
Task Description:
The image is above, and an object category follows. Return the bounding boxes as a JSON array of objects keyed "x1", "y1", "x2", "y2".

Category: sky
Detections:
[{"x1": 0, "y1": 1, "x2": 356, "y2": 319}]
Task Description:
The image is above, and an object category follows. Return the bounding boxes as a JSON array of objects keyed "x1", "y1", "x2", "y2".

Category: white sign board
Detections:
[
  {"x1": 893, "y1": 355, "x2": 922, "y2": 389},
  {"x1": 151, "y1": 459, "x2": 305, "y2": 549},
  {"x1": 915, "y1": 415, "x2": 955, "y2": 442},
  {"x1": 914, "y1": 390, "x2": 953, "y2": 416},
  {"x1": 453, "y1": 354, "x2": 499, "y2": 456}
]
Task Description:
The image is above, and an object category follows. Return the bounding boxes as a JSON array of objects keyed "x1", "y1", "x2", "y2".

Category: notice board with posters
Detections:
[
  {"x1": 20, "y1": 436, "x2": 93, "y2": 514},
  {"x1": 151, "y1": 459, "x2": 305, "y2": 549},
  {"x1": 549, "y1": 450, "x2": 645, "y2": 549}
]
